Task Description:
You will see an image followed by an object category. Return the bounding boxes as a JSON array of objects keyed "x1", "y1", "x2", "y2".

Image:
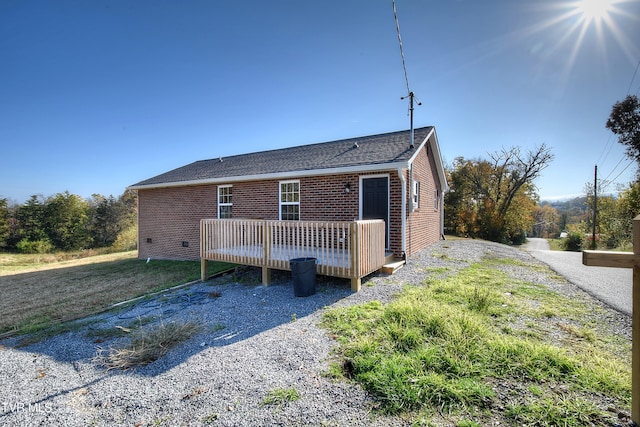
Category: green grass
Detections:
[
  {"x1": 0, "y1": 251, "x2": 235, "y2": 336},
  {"x1": 547, "y1": 239, "x2": 564, "y2": 251},
  {"x1": 322, "y1": 259, "x2": 631, "y2": 426},
  {"x1": 261, "y1": 387, "x2": 301, "y2": 407},
  {"x1": 547, "y1": 238, "x2": 633, "y2": 252}
]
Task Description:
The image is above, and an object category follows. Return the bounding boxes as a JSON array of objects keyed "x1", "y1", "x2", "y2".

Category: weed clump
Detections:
[
  {"x1": 261, "y1": 387, "x2": 301, "y2": 407},
  {"x1": 94, "y1": 320, "x2": 201, "y2": 370}
]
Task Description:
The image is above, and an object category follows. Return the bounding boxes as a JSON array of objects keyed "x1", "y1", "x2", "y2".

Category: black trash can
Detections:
[{"x1": 290, "y1": 257, "x2": 317, "y2": 297}]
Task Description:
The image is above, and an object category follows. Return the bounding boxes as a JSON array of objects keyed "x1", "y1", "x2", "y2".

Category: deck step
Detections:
[{"x1": 380, "y1": 259, "x2": 405, "y2": 275}]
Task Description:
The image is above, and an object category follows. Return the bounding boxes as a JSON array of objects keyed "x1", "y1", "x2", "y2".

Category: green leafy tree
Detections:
[
  {"x1": 607, "y1": 95, "x2": 640, "y2": 166},
  {"x1": 10, "y1": 195, "x2": 51, "y2": 253},
  {"x1": 604, "y1": 182, "x2": 640, "y2": 249},
  {"x1": 618, "y1": 181, "x2": 640, "y2": 221},
  {"x1": 445, "y1": 145, "x2": 553, "y2": 243},
  {"x1": 44, "y1": 191, "x2": 92, "y2": 251},
  {"x1": 15, "y1": 195, "x2": 48, "y2": 242},
  {"x1": 90, "y1": 192, "x2": 137, "y2": 248},
  {"x1": 582, "y1": 181, "x2": 640, "y2": 250},
  {"x1": 590, "y1": 195, "x2": 618, "y2": 248},
  {"x1": 0, "y1": 198, "x2": 9, "y2": 249}
]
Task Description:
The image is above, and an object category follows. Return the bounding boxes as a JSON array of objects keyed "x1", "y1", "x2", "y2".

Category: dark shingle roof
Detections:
[{"x1": 131, "y1": 127, "x2": 434, "y2": 188}]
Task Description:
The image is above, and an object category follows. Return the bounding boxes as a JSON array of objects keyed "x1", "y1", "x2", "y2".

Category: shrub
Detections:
[
  {"x1": 509, "y1": 231, "x2": 527, "y2": 245},
  {"x1": 562, "y1": 232, "x2": 583, "y2": 252},
  {"x1": 111, "y1": 224, "x2": 138, "y2": 252},
  {"x1": 16, "y1": 238, "x2": 53, "y2": 254}
]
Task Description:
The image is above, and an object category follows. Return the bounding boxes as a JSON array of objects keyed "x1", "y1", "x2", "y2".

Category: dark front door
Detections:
[{"x1": 362, "y1": 176, "x2": 389, "y2": 248}]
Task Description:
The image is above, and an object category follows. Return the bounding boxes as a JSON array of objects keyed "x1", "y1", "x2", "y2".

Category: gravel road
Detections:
[{"x1": 0, "y1": 240, "x2": 631, "y2": 426}]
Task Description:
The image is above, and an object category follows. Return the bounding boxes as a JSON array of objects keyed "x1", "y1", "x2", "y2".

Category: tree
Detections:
[
  {"x1": 0, "y1": 198, "x2": 9, "y2": 249},
  {"x1": 445, "y1": 144, "x2": 554, "y2": 243},
  {"x1": 603, "y1": 181, "x2": 640, "y2": 249},
  {"x1": 44, "y1": 191, "x2": 92, "y2": 251},
  {"x1": 532, "y1": 204, "x2": 560, "y2": 238},
  {"x1": 11, "y1": 195, "x2": 51, "y2": 253},
  {"x1": 15, "y1": 195, "x2": 48, "y2": 242},
  {"x1": 606, "y1": 95, "x2": 640, "y2": 166},
  {"x1": 90, "y1": 192, "x2": 137, "y2": 248},
  {"x1": 581, "y1": 180, "x2": 640, "y2": 250}
]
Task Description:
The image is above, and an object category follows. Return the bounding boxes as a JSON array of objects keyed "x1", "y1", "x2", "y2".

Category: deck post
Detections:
[
  {"x1": 262, "y1": 267, "x2": 271, "y2": 285},
  {"x1": 583, "y1": 214, "x2": 640, "y2": 424},
  {"x1": 201, "y1": 259, "x2": 208, "y2": 281},
  {"x1": 350, "y1": 222, "x2": 361, "y2": 291},
  {"x1": 262, "y1": 221, "x2": 271, "y2": 286},
  {"x1": 200, "y1": 220, "x2": 208, "y2": 281}
]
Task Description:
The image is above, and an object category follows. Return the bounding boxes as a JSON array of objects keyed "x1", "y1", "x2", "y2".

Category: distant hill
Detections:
[{"x1": 540, "y1": 197, "x2": 588, "y2": 228}]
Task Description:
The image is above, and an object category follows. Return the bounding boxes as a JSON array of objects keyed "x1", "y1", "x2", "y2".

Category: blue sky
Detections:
[{"x1": 1, "y1": 0, "x2": 639, "y2": 204}]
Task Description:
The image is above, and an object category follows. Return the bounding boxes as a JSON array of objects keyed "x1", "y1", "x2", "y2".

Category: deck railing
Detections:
[{"x1": 200, "y1": 219, "x2": 386, "y2": 291}]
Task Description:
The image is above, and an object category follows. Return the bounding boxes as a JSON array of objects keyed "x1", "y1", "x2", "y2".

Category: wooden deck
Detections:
[{"x1": 200, "y1": 219, "x2": 386, "y2": 291}]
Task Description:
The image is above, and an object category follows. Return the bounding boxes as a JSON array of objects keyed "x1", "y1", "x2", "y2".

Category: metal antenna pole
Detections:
[{"x1": 401, "y1": 91, "x2": 421, "y2": 148}]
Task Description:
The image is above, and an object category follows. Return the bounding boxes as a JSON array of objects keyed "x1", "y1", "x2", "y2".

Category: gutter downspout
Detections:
[
  {"x1": 398, "y1": 167, "x2": 407, "y2": 256},
  {"x1": 441, "y1": 188, "x2": 446, "y2": 240}
]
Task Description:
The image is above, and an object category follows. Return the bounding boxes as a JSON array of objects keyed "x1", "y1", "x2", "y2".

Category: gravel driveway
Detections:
[{"x1": 0, "y1": 240, "x2": 631, "y2": 426}]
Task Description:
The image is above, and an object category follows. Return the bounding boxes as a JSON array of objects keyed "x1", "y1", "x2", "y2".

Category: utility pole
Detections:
[{"x1": 592, "y1": 165, "x2": 597, "y2": 250}]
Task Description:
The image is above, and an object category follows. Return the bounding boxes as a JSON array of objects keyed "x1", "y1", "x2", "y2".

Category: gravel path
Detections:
[{"x1": 0, "y1": 240, "x2": 631, "y2": 426}]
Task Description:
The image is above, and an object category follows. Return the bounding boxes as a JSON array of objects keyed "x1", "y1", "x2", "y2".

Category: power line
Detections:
[
  {"x1": 608, "y1": 159, "x2": 635, "y2": 186},
  {"x1": 627, "y1": 57, "x2": 640, "y2": 95},
  {"x1": 596, "y1": 56, "x2": 640, "y2": 183},
  {"x1": 596, "y1": 133, "x2": 615, "y2": 166},
  {"x1": 600, "y1": 154, "x2": 626, "y2": 183}
]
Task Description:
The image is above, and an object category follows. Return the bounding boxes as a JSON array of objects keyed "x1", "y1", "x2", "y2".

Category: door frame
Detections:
[{"x1": 359, "y1": 174, "x2": 390, "y2": 250}]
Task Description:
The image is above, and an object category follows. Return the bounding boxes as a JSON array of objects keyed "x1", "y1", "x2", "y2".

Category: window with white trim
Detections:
[
  {"x1": 279, "y1": 180, "x2": 300, "y2": 220},
  {"x1": 434, "y1": 189, "x2": 439, "y2": 211},
  {"x1": 412, "y1": 180, "x2": 420, "y2": 209},
  {"x1": 218, "y1": 185, "x2": 232, "y2": 219}
]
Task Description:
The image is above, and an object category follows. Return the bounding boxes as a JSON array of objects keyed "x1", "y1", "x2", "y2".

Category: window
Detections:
[
  {"x1": 218, "y1": 185, "x2": 232, "y2": 219},
  {"x1": 434, "y1": 189, "x2": 439, "y2": 211},
  {"x1": 279, "y1": 180, "x2": 300, "y2": 220},
  {"x1": 412, "y1": 180, "x2": 420, "y2": 209}
]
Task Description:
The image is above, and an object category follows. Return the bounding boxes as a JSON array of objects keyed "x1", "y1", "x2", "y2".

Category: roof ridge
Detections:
[
  {"x1": 198, "y1": 127, "x2": 432, "y2": 163},
  {"x1": 130, "y1": 126, "x2": 435, "y2": 188}
]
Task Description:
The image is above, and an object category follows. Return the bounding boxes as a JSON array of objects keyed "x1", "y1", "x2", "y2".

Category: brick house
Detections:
[{"x1": 129, "y1": 127, "x2": 447, "y2": 266}]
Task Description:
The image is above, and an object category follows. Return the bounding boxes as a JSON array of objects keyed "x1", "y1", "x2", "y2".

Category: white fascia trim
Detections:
[
  {"x1": 406, "y1": 127, "x2": 448, "y2": 193},
  {"x1": 407, "y1": 127, "x2": 433, "y2": 164},
  {"x1": 128, "y1": 161, "x2": 410, "y2": 191}
]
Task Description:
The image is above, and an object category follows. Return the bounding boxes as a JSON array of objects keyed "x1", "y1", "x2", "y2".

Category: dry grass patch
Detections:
[
  {"x1": 94, "y1": 320, "x2": 201, "y2": 370},
  {"x1": 0, "y1": 251, "x2": 234, "y2": 335},
  {"x1": 0, "y1": 250, "x2": 136, "y2": 276}
]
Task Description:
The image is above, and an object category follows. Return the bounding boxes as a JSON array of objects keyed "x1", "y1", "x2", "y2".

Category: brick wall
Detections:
[
  {"x1": 137, "y1": 175, "x2": 362, "y2": 261},
  {"x1": 138, "y1": 185, "x2": 216, "y2": 260},
  {"x1": 136, "y1": 158, "x2": 442, "y2": 261},
  {"x1": 404, "y1": 143, "x2": 443, "y2": 256}
]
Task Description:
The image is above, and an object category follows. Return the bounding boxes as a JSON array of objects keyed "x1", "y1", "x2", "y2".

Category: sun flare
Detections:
[{"x1": 575, "y1": 0, "x2": 614, "y2": 24}]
